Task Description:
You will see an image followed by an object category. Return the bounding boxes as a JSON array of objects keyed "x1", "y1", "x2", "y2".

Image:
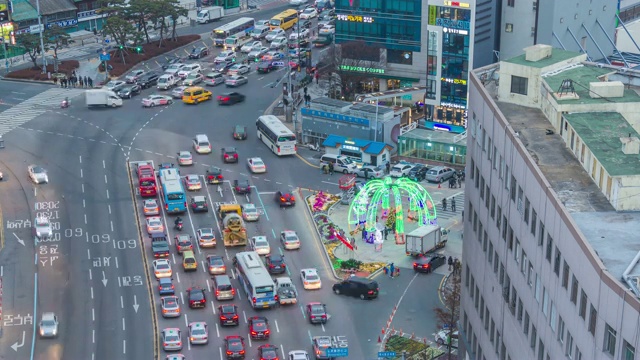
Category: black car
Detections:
[
  {"x1": 275, "y1": 191, "x2": 295, "y2": 207},
  {"x1": 233, "y1": 179, "x2": 251, "y2": 194},
  {"x1": 332, "y1": 276, "x2": 378, "y2": 300},
  {"x1": 218, "y1": 92, "x2": 246, "y2": 105},
  {"x1": 248, "y1": 316, "x2": 270, "y2": 339},
  {"x1": 187, "y1": 287, "x2": 206, "y2": 308},
  {"x1": 206, "y1": 166, "x2": 224, "y2": 184},
  {"x1": 306, "y1": 302, "x2": 328, "y2": 324},
  {"x1": 318, "y1": 9, "x2": 336, "y2": 20},
  {"x1": 413, "y1": 254, "x2": 447, "y2": 273},
  {"x1": 189, "y1": 47, "x2": 209, "y2": 59},
  {"x1": 117, "y1": 84, "x2": 142, "y2": 99},
  {"x1": 298, "y1": 19, "x2": 312, "y2": 29},
  {"x1": 408, "y1": 165, "x2": 429, "y2": 182},
  {"x1": 137, "y1": 72, "x2": 160, "y2": 88},
  {"x1": 256, "y1": 61, "x2": 276, "y2": 73},
  {"x1": 224, "y1": 336, "x2": 246, "y2": 359},
  {"x1": 222, "y1": 147, "x2": 239, "y2": 163},
  {"x1": 233, "y1": 125, "x2": 247, "y2": 140},
  {"x1": 161, "y1": 56, "x2": 183, "y2": 70},
  {"x1": 218, "y1": 304, "x2": 239, "y2": 326},
  {"x1": 214, "y1": 60, "x2": 234, "y2": 73},
  {"x1": 159, "y1": 162, "x2": 174, "y2": 170},
  {"x1": 257, "y1": 344, "x2": 278, "y2": 360},
  {"x1": 190, "y1": 196, "x2": 208, "y2": 213},
  {"x1": 264, "y1": 254, "x2": 286, "y2": 274}
]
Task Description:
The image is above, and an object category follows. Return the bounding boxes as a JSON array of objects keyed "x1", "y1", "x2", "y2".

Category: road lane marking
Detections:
[
  {"x1": 90, "y1": 287, "x2": 94, "y2": 299},
  {"x1": 83, "y1": 199, "x2": 86, "y2": 208},
  {"x1": 115, "y1": 257, "x2": 119, "y2": 268},
  {"x1": 123, "y1": 340, "x2": 126, "y2": 354},
  {"x1": 275, "y1": 320, "x2": 280, "y2": 332},
  {"x1": 121, "y1": 296, "x2": 124, "y2": 308},
  {"x1": 379, "y1": 272, "x2": 420, "y2": 351},
  {"x1": 92, "y1": 329, "x2": 95, "y2": 343},
  {"x1": 103, "y1": 160, "x2": 106, "y2": 169},
  {"x1": 321, "y1": 181, "x2": 339, "y2": 186},
  {"x1": 108, "y1": 205, "x2": 112, "y2": 214},
  {"x1": 84, "y1": 214, "x2": 87, "y2": 224},
  {"x1": 89, "y1": 269, "x2": 92, "y2": 280},
  {"x1": 104, "y1": 174, "x2": 108, "y2": 184},
  {"x1": 110, "y1": 221, "x2": 114, "y2": 232},
  {"x1": 184, "y1": 313, "x2": 189, "y2": 328},
  {"x1": 92, "y1": 308, "x2": 95, "y2": 321},
  {"x1": 122, "y1": 318, "x2": 126, "y2": 331},
  {"x1": 82, "y1": 183, "x2": 85, "y2": 193},
  {"x1": 215, "y1": 323, "x2": 220, "y2": 338},
  {"x1": 80, "y1": 169, "x2": 83, "y2": 178},
  {"x1": 79, "y1": 155, "x2": 82, "y2": 163},
  {"x1": 296, "y1": 153, "x2": 320, "y2": 168},
  {"x1": 87, "y1": 248, "x2": 91, "y2": 259},
  {"x1": 106, "y1": 189, "x2": 110, "y2": 199}
]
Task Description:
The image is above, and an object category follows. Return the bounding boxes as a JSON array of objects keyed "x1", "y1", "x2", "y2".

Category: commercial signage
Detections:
[
  {"x1": 336, "y1": 14, "x2": 374, "y2": 23},
  {"x1": 0, "y1": 3, "x2": 8, "y2": 22},
  {"x1": 440, "y1": 101, "x2": 466, "y2": 109},
  {"x1": 46, "y1": 19, "x2": 78, "y2": 29},
  {"x1": 444, "y1": 1, "x2": 471, "y2": 8},
  {"x1": 441, "y1": 77, "x2": 467, "y2": 85},
  {"x1": 435, "y1": 18, "x2": 470, "y2": 30},
  {"x1": 339, "y1": 64, "x2": 385, "y2": 74},
  {"x1": 77, "y1": 10, "x2": 107, "y2": 20},
  {"x1": 342, "y1": 144, "x2": 360, "y2": 151},
  {"x1": 301, "y1": 108, "x2": 371, "y2": 127}
]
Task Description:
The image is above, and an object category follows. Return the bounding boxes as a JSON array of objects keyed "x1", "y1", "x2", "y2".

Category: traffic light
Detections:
[
  {"x1": 136, "y1": 46, "x2": 142, "y2": 53},
  {"x1": 119, "y1": 45, "x2": 124, "y2": 50}
]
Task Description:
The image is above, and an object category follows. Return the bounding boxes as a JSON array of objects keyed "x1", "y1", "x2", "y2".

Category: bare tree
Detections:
[
  {"x1": 434, "y1": 270, "x2": 461, "y2": 359},
  {"x1": 323, "y1": 40, "x2": 381, "y2": 100}
]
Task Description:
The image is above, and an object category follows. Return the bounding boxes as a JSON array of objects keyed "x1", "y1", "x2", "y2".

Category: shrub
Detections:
[
  {"x1": 6, "y1": 60, "x2": 80, "y2": 80},
  {"x1": 340, "y1": 258, "x2": 362, "y2": 270}
]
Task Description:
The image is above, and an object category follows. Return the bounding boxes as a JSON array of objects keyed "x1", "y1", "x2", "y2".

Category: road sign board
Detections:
[
  {"x1": 327, "y1": 348, "x2": 348, "y2": 357},
  {"x1": 99, "y1": 52, "x2": 111, "y2": 61},
  {"x1": 272, "y1": 61, "x2": 284, "y2": 67},
  {"x1": 378, "y1": 351, "x2": 397, "y2": 358}
]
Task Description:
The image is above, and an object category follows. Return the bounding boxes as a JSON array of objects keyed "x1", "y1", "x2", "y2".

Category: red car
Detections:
[
  {"x1": 248, "y1": 316, "x2": 270, "y2": 339},
  {"x1": 257, "y1": 344, "x2": 279, "y2": 360},
  {"x1": 218, "y1": 92, "x2": 246, "y2": 105},
  {"x1": 224, "y1": 335, "x2": 246, "y2": 359},
  {"x1": 136, "y1": 163, "x2": 154, "y2": 178}
]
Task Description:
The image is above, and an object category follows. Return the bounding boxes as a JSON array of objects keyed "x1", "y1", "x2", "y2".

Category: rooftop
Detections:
[
  {"x1": 564, "y1": 112, "x2": 640, "y2": 176},
  {"x1": 399, "y1": 127, "x2": 466, "y2": 146},
  {"x1": 322, "y1": 134, "x2": 390, "y2": 155},
  {"x1": 504, "y1": 48, "x2": 582, "y2": 68},
  {"x1": 28, "y1": 0, "x2": 76, "y2": 15}
]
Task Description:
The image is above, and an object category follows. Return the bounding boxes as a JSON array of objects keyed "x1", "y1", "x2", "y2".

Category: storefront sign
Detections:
[
  {"x1": 444, "y1": 1, "x2": 471, "y2": 8},
  {"x1": 336, "y1": 14, "x2": 374, "y2": 23},
  {"x1": 340, "y1": 65, "x2": 385, "y2": 74},
  {"x1": 440, "y1": 102, "x2": 466, "y2": 109},
  {"x1": 342, "y1": 144, "x2": 360, "y2": 151},
  {"x1": 441, "y1": 77, "x2": 467, "y2": 85},
  {"x1": 46, "y1": 19, "x2": 78, "y2": 29},
  {"x1": 301, "y1": 108, "x2": 371, "y2": 127},
  {"x1": 0, "y1": 4, "x2": 8, "y2": 22},
  {"x1": 435, "y1": 18, "x2": 470, "y2": 30}
]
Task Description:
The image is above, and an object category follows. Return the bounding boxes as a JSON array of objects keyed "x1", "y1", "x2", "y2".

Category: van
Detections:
[
  {"x1": 203, "y1": 72, "x2": 225, "y2": 86},
  {"x1": 331, "y1": 276, "x2": 378, "y2": 299},
  {"x1": 182, "y1": 86, "x2": 212, "y2": 104},
  {"x1": 250, "y1": 26, "x2": 270, "y2": 39},
  {"x1": 212, "y1": 275, "x2": 235, "y2": 300},
  {"x1": 157, "y1": 74, "x2": 176, "y2": 90},
  {"x1": 320, "y1": 154, "x2": 357, "y2": 174},
  {"x1": 182, "y1": 250, "x2": 197, "y2": 271},
  {"x1": 192, "y1": 134, "x2": 212, "y2": 154}
]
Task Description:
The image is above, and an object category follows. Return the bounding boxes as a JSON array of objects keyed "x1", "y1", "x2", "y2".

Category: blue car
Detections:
[{"x1": 158, "y1": 277, "x2": 175, "y2": 295}]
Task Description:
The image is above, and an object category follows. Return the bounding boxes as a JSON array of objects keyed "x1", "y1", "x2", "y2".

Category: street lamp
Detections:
[{"x1": 35, "y1": 0, "x2": 47, "y2": 73}]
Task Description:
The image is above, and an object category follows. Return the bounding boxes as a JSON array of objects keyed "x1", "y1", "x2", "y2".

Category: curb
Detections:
[
  {"x1": 1, "y1": 77, "x2": 57, "y2": 85},
  {"x1": 264, "y1": 95, "x2": 281, "y2": 116}
]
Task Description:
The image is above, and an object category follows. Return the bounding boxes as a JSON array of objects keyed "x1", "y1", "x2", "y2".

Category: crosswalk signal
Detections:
[
  {"x1": 119, "y1": 45, "x2": 124, "y2": 50},
  {"x1": 136, "y1": 46, "x2": 142, "y2": 53}
]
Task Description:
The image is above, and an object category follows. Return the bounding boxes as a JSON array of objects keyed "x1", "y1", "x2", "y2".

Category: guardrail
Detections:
[{"x1": 620, "y1": 3, "x2": 640, "y2": 23}]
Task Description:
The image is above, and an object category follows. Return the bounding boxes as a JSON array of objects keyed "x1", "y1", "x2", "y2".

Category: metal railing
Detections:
[{"x1": 620, "y1": 3, "x2": 640, "y2": 23}]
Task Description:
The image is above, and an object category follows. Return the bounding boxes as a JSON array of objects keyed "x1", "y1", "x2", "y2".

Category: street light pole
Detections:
[{"x1": 35, "y1": 0, "x2": 47, "y2": 73}]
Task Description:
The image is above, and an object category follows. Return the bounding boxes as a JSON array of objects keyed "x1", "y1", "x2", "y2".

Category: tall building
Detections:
[
  {"x1": 334, "y1": 0, "x2": 475, "y2": 130},
  {"x1": 499, "y1": 0, "x2": 619, "y2": 62},
  {"x1": 472, "y1": 0, "x2": 502, "y2": 68},
  {"x1": 462, "y1": 44, "x2": 640, "y2": 359}
]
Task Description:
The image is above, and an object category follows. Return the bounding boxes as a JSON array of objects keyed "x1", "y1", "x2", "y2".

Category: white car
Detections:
[
  {"x1": 183, "y1": 174, "x2": 201, "y2": 191},
  {"x1": 188, "y1": 322, "x2": 208, "y2": 345},
  {"x1": 319, "y1": 25, "x2": 335, "y2": 35},
  {"x1": 241, "y1": 203, "x2": 260, "y2": 222},
  {"x1": 250, "y1": 236, "x2": 271, "y2": 256},
  {"x1": 39, "y1": 312, "x2": 59, "y2": 338},
  {"x1": 33, "y1": 217, "x2": 53, "y2": 240},
  {"x1": 103, "y1": 80, "x2": 126, "y2": 91},
  {"x1": 153, "y1": 259, "x2": 172, "y2": 279},
  {"x1": 177, "y1": 64, "x2": 201, "y2": 78},
  {"x1": 300, "y1": 7, "x2": 318, "y2": 19},
  {"x1": 265, "y1": 29, "x2": 285, "y2": 42},
  {"x1": 125, "y1": 69, "x2": 145, "y2": 83},
  {"x1": 146, "y1": 216, "x2": 164, "y2": 234},
  {"x1": 241, "y1": 41, "x2": 262, "y2": 53},
  {"x1": 183, "y1": 72, "x2": 204, "y2": 86},
  {"x1": 162, "y1": 328, "x2": 182, "y2": 351},
  {"x1": 288, "y1": 350, "x2": 310, "y2": 360},
  {"x1": 435, "y1": 329, "x2": 459, "y2": 348},
  {"x1": 28, "y1": 164, "x2": 48, "y2": 184},
  {"x1": 165, "y1": 63, "x2": 186, "y2": 75},
  {"x1": 215, "y1": 51, "x2": 236, "y2": 63},
  {"x1": 247, "y1": 157, "x2": 266, "y2": 173},
  {"x1": 280, "y1": 230, "x2": 301, "y2": 250},
  {"x1": 142, "y1": 94, "x2": 172, "y2": 107},
  {"x1": 160, "y1": 296, "x2": 181, "y2": 318},
  {"x1": 389, "y1": 164, "x2": 413, "y2": 178},
  {"x1": 171, "y1": 85, "x2": 188, "y2": 99},
  {"x1": 256, "y1": 19, "x2": 270, "y2": 27},
  {"x1": 269, "y1": 37, "x2": 288, "y2": 50},
  {"x1": 227, "y1": 64, "x2": 250, "y2": 76},
  {"x1": 300, "y1": 268, "x2": 321, "y2": 290},
  {"x1": 196, "y1": 228, "x2": 216, "y2": 248},
  {"x1": 143, "y1": 199, "x2": 160, "y2": 216},
  {"x1": 289, "y1": 28, "x2": 309, "y2": 40},
  {"x1": 248, "y1": 47, "x2": 269, "y2": 59},
  {"x1": 177, "y1": 151, "x2": 193, "y2": 166}
]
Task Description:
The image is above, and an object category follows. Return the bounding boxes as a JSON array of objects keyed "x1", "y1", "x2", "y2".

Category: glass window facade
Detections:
[
  {"x1": 398, "y1": 135, "x2": 467, "y2": 166},
  {"x1": 335, "y1": 0, "x2": 422, "y2": 51}
]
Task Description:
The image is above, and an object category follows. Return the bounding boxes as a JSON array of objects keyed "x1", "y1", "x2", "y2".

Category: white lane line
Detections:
[
  {"x1": 120, "y1": 296, "x2": 124, "y2": 308},
  {"x1": 90, "y1": 287, "x2": 94, "y2": 299},
  {"x1": 104, "y1": 174, "x2": 108, "y2": 184},
  {"x1": 108, "y1": 205, "x2": 112, "y2": 214},
  {"x1": 83, "y1": 199, "x2": 86, "y2": 208},
  {"x1": 80, "y1": 169, "x2": 83, "y2": 178},
  {"x1": 110, "y1": 221, "x2": 114, "y2": 232},
  {"x1": 88, "y1": 268, "x2": 92, "y2": 280},
  {"x1": 123, "y1": 340, "x2": 126, "y2": 354},
  {"x1": 275, "y1": 319, "x2": 280, "y2": 332},
  {"x1": 87, "y1": 248, "x2": 91, "y2": 259},
  {"x1": 92, "y1": 308, "x2": 95, "y2": 321},
  {"x1": 103, "y1": 160, "x2": 106, "y2": 169},
  {"x1": 122, "y1": 318, "x2": 126, "y2": 331},
  {"x1": 106, "y1": 189, "x2": 110, "y2": 199},
  {"x1": 82, "y1": 183, "x2": 85, "y2": 193},
  {"x1": 79, "y1": 155, "x2": 82, "y2": 163},
  {"x1": 92, "y1": 329, "x2": 95, "y2": 343},
  {"x1": 115, "y1": 257, "x2": 119, "y2": 268}
]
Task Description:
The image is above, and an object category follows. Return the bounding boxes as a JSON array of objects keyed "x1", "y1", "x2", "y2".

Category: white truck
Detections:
[
  {"x1": 275, "y1": 277, "x2": 297, "y2": 305},
  {"x1": 86, "y1": 89, "x2": 123, "y2": 108},
  {"x1": 197, "y1": 6, "x2": 224, "y2": 24},
  {"x1": 405, "y1": 225, "x2": 449, "y2": 256},
  {"x1": 224, "y1": 34, "x2": 253, "y2": 52}
]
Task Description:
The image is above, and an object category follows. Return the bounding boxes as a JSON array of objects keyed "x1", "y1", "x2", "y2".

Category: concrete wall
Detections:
[
  {"x1": 462, "y1": 71, "x2": 640, "y2": 360},
  {"x1": 616, "y1": 20, "x2": 640, "y2": 54},
  {"x1": 499, "y1": 0, "x2": 537, "y2": 61},
  {"x1": 473, "y1": 0, "x2": 502, "y2": 68}
]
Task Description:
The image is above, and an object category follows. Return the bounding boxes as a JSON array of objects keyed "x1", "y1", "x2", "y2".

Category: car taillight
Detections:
[
  {"x1": 290, "y1": 196, "x2": 295, "y2": 201},
  {"x1": 274, "y1": 294, "x2": 278, "y2": 301},
  {"x1": 171, "y1": 285, "x2": 174, "y2": 289},
  {"x1": 232, "y1": 315, "x2": 238, "y2": 320},
  {"x1": 234, "y1": 154, "x2": 238, "y2": 158},
  {"x1": 184, "y1": 201, "x2": 187, "y2": 208},
  {"x1": 252, "y1": 297, "x2": 256, "y2": 303},
  {"x1": 251, "y1": 331, "x2": 257, "y2": 335},
  {"x1": 368, "y1": 290, "x2": 374, "y2": 294},
  {"x1": 225, "y1": 97, "x2": 230, "y2": 101},
  {"x1": 269, "y1": 264, "x2": 274, "y2": 268},
  {"x1": 232, "y1": 288, "x2": 236, "y2": 295},
  {"x1": 165, "y1": 203, "x2": 168, "y2": 210},
  {"x1": 265, "y1": 329, "x2": 270, "y2": 334},
  {"x1": 220, "y1": 315, "x2": 227, "y2": 320},
  {"x1": 321, "y1": 314, "x2": 326, "y2": 318},
  {"x1": 413, "y1": 262, "x2": 418, "y2": 267},
  {"x1": 226, "y1": 351, "x2": 232, "y2": 355},
  {"x1": 216, "y1": 290, "x2": 220, "y2": 296},
  {"x1": 218, "y1": 175, "x2": 223, "y2": 179},
  {"x1": 162, "y1": 309, "x2": 167, "y2": 313},
  {"x1": 280, "y1": 197, "x2": 285, "y2": 201},
  {"x1": 239, "y1": 350, "x2": 245, "y2": 355},
  {"x1": 282, "y1": 263, "x2": 286, "y2": 267},
  {"x1": 201, "y1": 299, "x2": 205, "y2": 303},
  {"x1": 224, "y1": 154, "x2": 229, "y2": 158}
]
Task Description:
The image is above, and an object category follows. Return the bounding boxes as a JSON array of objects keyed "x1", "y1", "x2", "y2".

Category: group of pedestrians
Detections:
[
  {"x1": 442, "y1": 196, "x2": 457, "y2": 212},
  {"x1": 56, "y1": 71, "x2": 93, "y2": 89},
  {"x1": 448, "y1": 256, "x2": 461, "y2": 274}
]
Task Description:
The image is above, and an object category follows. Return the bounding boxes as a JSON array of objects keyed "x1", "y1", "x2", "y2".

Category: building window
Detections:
[
  {"x1": 530, "y1": 326, "x2": 537, "y2": 349},
  {"x1": 510, "y1": 75, "x2": 528, "y2": 95},
  {"x1": 505, "y1": 23, "x2": 513, "y2": 32},
  {"x1": 535, "y1": 274, "x2": 541, "y2": 302},
  {"x1": 480, "y1": 177, "x2": 485, "y2": 199},
  {"x1": 538, "y1": 222, "x2": 544, "y2": 246},
  {"x1": 508, "y1": 0, "x2": 515, "y2": 7},
  {"x1": 517, "y1": 299, "x2": 523, "y2": 322},
  {"x1": 491, "y1": 319, "x2": 496, "y2": 344},
  {"x1": 542, "y1": 287, "x2": 549, "y2": 317},
  {"x1": 558, "y1": 316, "x2": 565, "y2": 344},
  {"x1": 505, "y1": 165, "x2": 510, "y2": 190},
  {"x1": 497, "y1": 206, "x2": 502, "y2": 229},
  {"x1": 524, "y1": 197, "x2": 530, "y2": 223},
  {"x1": 589, "y1": 305, "x2": 597, "y2": 335},
  {"x1": 538, "y1": 340, "x2": 544, "y2": 360},
  {"x1": 554, "y1": 248, "x2": 561, "y2": 276},
  {"x1": 546, "y1": 235, "x2": 553, "y2": 262},
  {"x1": 562, "y1": 261, "x2": 570, "y2": 289},
  {"x1": 491, "y1": 196, "x2": 496, "y2": 219},
  {"x1": 488, "y1": 242, "x2": 494, "y2": 263},
  {"x1": 623, "y1": 341, "x2": 635, "y2": 360},
  {"x1": 515, "y1": 240, "x2": 521, "y2": 263},
  {"x1": 387, "y1": 49, "x2": 413, "y2": 65},
  {"x1": 485, "y1": 186, "x2": 491, "y2": 208},
  {"x1": 571, "y1": 275, "x2": 578, "y2": 304},
  {"x1": 524, "y1": 311, "x2": 530, "y2": 335},
  {"x1": 494, "y1": 252, "x2": 499, "y2": 273},
  {"x1": 531, "y1": 210, "x2": 537, "y2": 235},
  {"x1": 550, "y1": 303, "x2": 557, "y2": 332},
  {"x1": 566, "y1": 332, "x2": 574, "y2": 358},
  {"x1": 604, "y1": 324, "x2": 616, "y2": 356},
  {"x1": 527, "y1": 262, "x2": 533, "y2": 287},
  {"x1": 579, "y1": 290, "x2": 587, "y2": 319},
  {"x1": 510, "y1": 175, "x2": 517, "y2": 201}
]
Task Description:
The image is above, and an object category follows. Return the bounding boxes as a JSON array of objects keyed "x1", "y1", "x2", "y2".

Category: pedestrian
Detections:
[
  {"x1": 448, "y1": 256, "x2": 453, "y2": 271},
  {"x1": 385, "y1": 162, "x2": 391, "y2": 174},
  {"x1": 61, "y1": 78, "x2": 66, "y2": 88},
  {"x1": 395, "y1": 267, "x2": 400, "y2": 277},
  {"x1": 442, "y1": 198, "x2": 447, "y2": 211},
  {"x1": 53, "y1": 77, "x2": 58, "y2": 86},
  {"x1": 362, "y1": 229, "x2": 367, "y2": 241},
  {"x1": 389, "y1": 263, "x2": 395, "y2": 278},
  {"x1": 88, "y1": 77, "x2": 93, "y2": 88},
  {"x1": 451, "y1": 197, "x2": 456, "y2": 212},
  {"x1": 457, "y1": 176, "x2": 462, "y2": 188},
  {"x1": 84, "y1": 76, "x2": 89, "y2": 88},
  {"x1": 383, "y1": 227, "x2": 389, "y2": 240},
  {"x1": 328, "y1": 162, "x2": 334, "y2": 175},
  {"x1": 314, "y1": 71, "x2": 319, "y2": 84},
  {"x1": 303, "y1": 86, "x2": 308, "y2": 95},
  {"x1": 79, "y1": 77, "x2": 84, "y2": 88}
]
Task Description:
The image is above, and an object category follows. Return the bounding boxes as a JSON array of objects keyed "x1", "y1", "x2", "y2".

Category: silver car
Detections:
[
  {"x1": 265, "y1": 29, "x2": 285, "y2": 41},
  {"x1": 125, "y1": 69, "x2": 145, "y2": 83},
  {"x1": 354, "y1": 165, "x2": 385, "y2": 179},
  {"x1": 162, "y1": 328, "x2": 183, "y2": 351},
  {"x1": 172, "y1": 86, "x2": 188, "y2": 99},
  {"x1": 160, "y1": 296, "x2": 181, "y2": 318},
  {"x1": 225, "y1": 75, "x2": 248, "y2": 87},
  {"x1": 241, "y1": 203, "x2": 259, "y2": 222},
  {"x1": 104, "y1": 80, "x2": 126, "y2": 91},
  {"x1": 188, "y1": 322, "x2": 208, "y2": 345},
  {"x1": 33, "y1": 217, "x2": 53, "y2": 240},
  {"x1": 425, "y1": 166, "x2": 455, "y2": 183},
  {"x1": 39, "y1": 312, "x2": 59, "y2": 338},
  {"x1": 28, "y1": 164, "x2": 48, "y2": 184}
]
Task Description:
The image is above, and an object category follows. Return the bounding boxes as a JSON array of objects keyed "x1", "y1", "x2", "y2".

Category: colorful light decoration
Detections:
[{"x1": 348, "y1": 177, "x2": 437, "y2": 237}]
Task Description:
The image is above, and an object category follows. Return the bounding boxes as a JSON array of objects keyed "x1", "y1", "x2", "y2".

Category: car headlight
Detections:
[{"x1": 36, "y1": 231, "x2": 41, "y2": 236}]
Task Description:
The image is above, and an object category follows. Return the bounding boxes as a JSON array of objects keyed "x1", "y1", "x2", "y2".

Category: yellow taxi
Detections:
[
  {"x1": 182, "y1": 86, "x2": 212, "y2": 104},
  {"x1": 182, "y1": 250, "x2": 198, "y2": 271}
]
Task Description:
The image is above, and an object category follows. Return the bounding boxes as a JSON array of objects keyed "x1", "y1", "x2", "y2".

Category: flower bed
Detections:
[
  {"x1": 6, "y1": 60, "x2": 79, "y2": 81},
  {"x1": 385, "y1": 335, "x2": 443, "y2": 360}
]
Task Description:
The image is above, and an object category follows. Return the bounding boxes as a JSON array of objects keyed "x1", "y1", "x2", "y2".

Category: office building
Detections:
[{"x1": 461, "y1": 44, "x2": 640, "y2": 359}]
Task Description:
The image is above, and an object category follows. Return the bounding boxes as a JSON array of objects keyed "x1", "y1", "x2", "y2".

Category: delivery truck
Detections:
[
  {"x1": 197, "y1": 6, "x2": 224, "y2": 24},
  {"x1": 86, "y1": 89, "x2": 123, "y2": 108},
  {"x1": 405, "y1": 225, "x2": 449, "y2": 256}
]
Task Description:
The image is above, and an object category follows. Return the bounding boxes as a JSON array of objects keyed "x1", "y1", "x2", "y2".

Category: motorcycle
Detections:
[
  {"x1": 308, "y1": 143, "x2": 321, "y2": 152},
  {"x1": 174, "y1": 218, "x2": 183, "y2": 231}
]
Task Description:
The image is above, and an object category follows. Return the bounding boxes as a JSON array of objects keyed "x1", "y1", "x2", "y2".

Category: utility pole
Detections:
[
  {"x1": 35, "y1": 0, "x2": 47, "y2": 73},
  {"x1": 1, "y1": 38, "x2": 8, "y2": 74}
]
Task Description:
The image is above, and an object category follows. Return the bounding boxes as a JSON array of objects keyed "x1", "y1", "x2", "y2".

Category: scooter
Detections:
[
  {"x1": 308, "y1": 143, "x2": 321, "y2": 152},
  {"x1": 174, "y1": 220, "x2": 183, "y2": 231}
]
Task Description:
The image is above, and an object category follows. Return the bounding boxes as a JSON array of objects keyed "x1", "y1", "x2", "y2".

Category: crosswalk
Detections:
[
  {"x1": 0, "y1": 88, "x2": 85, "y2": 136},
  {"x1": 435, "y1": 196, "x2": 465, "y2": 222}
]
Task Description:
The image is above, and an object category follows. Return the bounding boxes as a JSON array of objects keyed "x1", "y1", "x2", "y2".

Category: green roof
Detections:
[
  {"x1": 504, "y1": 48, "x2": 582, "y2": 68},
  {"x1": 543, "y1": 66, "x2": 640, "y2": 104},
  {"x1": 11, "y1": 0, "x2": 38, "y2": 21},
  {"x1": 564, "y1": 112, "x2": 640, "y2": 176}
]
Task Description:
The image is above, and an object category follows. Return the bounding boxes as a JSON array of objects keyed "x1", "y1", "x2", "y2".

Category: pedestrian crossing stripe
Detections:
[{"x1": 0, "y1": 88, "x2": 85, "y2": 136}]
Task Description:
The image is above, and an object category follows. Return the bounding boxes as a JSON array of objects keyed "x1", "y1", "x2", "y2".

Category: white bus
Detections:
[
  {"x1": 256, "y1": 115, "x2": 297, "y2": 156},
  {"x1": 213, "y1": 17, "x2": 255, "y2": 46},
  {"x1": 234, "y1": 251, "x2": 277, "y2": 309}
]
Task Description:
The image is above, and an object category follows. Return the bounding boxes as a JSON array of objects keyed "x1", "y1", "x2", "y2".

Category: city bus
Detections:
[
  {"x1": 256, "y1": 115, "x2": 297, "y2": 156},
  {"x1": 213, "y1": 17, "x2": 255, "y2": 46},
  {"x1": 269, "y1": 9, "x2": 298, "y2": 30},
  {"x1": 234, "y1": 251, "x2": 277, "y2": 309},
  {"x1": 158, "y1": 168, "x2": 186, "y2": 213}
]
